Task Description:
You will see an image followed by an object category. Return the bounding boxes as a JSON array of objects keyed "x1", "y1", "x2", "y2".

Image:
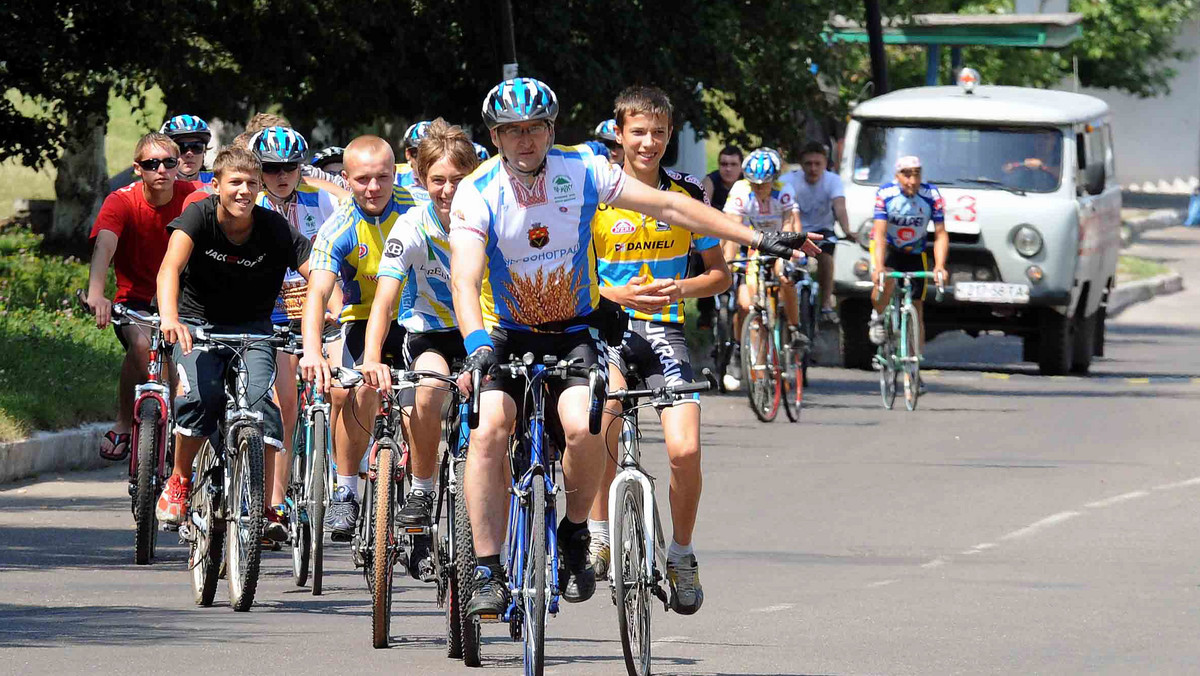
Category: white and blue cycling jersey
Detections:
[
  {"x1": 376, "y1": 201, "x2": 456, "y2": 332},
  {"x1": 873, "y1": 181, "x2": 944, "y2": 254},
  {"x1": 395, "y1": 163, "x2": 430, "y2": 203}
]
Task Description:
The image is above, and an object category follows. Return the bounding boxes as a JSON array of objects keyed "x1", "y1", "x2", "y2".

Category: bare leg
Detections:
[
  {"x1": 818, "y1": 251, "x2": 835, "y2": 311},
  {"x1": 589, "y1": 364, "x2": 626, "y2": 523},
  {"x1": 407, "y1": 351, "x2": 450, "y2": 482},
  {"x1": 660, "y1": 402, "x2": 702, "y2": 546},
  {"x1": 271, "y1": 352, "x2": 299, "y2": 506},
  {"x1": 557, "y1": 385, "x2": 606, "y2": 524}
]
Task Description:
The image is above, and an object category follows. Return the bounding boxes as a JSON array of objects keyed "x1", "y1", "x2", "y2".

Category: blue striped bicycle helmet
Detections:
[
  {"x1": 250, "y1": 126, "x2": 309, "y2": 163},
  {"x1": 743, "y1": 147, "x2": 783, "y2": 185},
  {"x1": 310, "y1": 146, "x2": 344, "y2": 169},
  {"x1": 481, "y1": 78, "x2": 559, "y2": 130},
  {"x1": 403, "y1": 120, "x2": 433, "y2": 149},
  {"x1": 594, "y1": 119, "x2": 618, "y2": 143},
  {"x1": 160, "y1": 114, "x2": 211, "y2": 142},
  {"x1": 473, "y1": 142, "x2": 491, "y2": 161}
]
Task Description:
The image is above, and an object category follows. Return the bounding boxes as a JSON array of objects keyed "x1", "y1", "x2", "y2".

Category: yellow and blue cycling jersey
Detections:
[
  {"x1": 309, "y1": 185, "x2": 418, "y2": 322},
  {"x1": 395, "y1": 162, "x2": 429, "y2": 203},
  {"x1": 377, "y1": 200, "x2": 456, "y2": 332},
  {"x1": 592, "y1": 167, "x2": 718, "y2": 324},
  {"x1": 449, "y1": 144, "x2": 626, "y2": 332},
  {"x1": 258, "y1": 183, "x2": 340, "y2": 323}
]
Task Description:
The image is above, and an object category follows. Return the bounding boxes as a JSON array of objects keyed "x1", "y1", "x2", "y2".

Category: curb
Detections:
[
  {"x1": 1109, "y1": 272, "x2": 1184, "y2": 317},
  {"x1": 1122, "y1": 209, "x2": 1185, "y2": 246},
  {"x1": 0, "y1": 422, "x2": 113, "y2": 484}
]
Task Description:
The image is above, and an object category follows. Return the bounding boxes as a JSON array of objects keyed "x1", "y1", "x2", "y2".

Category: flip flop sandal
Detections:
[{"x1": 99, "y1": 430, "x2": 131, "y2": 462}]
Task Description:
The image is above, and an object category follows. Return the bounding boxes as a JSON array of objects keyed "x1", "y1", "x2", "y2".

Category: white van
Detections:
[{"x1": 834, "y1": 80, "x2": 1120, "y2": 375}]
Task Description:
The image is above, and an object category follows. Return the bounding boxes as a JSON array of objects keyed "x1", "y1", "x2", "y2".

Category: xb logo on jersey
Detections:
[
  {"x1": 552, "y1": 175, "x2": 575, "y2": 204},
  {"x1": 528, "y1": 223, "x2": 550, "y2": 249}
]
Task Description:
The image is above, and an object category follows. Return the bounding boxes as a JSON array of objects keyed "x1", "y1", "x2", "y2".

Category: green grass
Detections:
[
  {"x1": 1117, "y1": 255, "x2": 1170, "y2": 282},
  {"x1": 0, "y1": 223, "x2": 121, "y2": 441},
  {"x1": 0, "y1": 87, "x2": 166, "y2": 222}
]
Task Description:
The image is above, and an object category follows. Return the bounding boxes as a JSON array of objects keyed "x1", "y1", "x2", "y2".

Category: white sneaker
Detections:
[
  {"x1": 722, "y1": 374, "x2": 741, "y2": 391},
  {"x1": 868, "y1": 312, "x2": 886, "y2": 345}
]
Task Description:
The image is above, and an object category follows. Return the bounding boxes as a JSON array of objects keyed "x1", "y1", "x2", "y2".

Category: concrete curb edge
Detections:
[
  {"x1": 0, "y1": 422, "x2": 114, "y2": 484},
  {"x1": 1108, "y1": 272, "x2": 1184, "y2": 318}
]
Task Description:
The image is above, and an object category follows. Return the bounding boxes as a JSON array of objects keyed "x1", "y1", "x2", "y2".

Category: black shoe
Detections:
[
  {"x1": 408, "y1": 535, "x2": 436, "y2": 582},
  {"x1": 398, "y1": 488, "x2": 433, "y2": 527},
  {"x1": 557, "y1": 527, "x2": 596, "y2": 603},
  {"x1": 465, "y1": 566, "x2": 510, "y2": 620},
  {"x1": 326, "y1": 485, "x2": 358, "y2": 543}
]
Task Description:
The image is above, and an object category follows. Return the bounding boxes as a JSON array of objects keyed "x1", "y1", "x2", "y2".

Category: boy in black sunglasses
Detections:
[
  {"x1": 86, "y1": 132, "x2": 198, "y2": 462},
  {"x1": 160, "y1": 114, "x2": 214, "y2": 183}
]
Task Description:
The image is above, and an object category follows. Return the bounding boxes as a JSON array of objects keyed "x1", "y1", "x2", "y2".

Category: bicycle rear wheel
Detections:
[
  {"x1": 309, "y1": 410, "x2": 328, "y2": 595},
  {"x1": 372, "y1": 442, "x2": 397, "y2": 649},
  {"x1": 523, "y1": 477, "x2": 547, "y2": 676},
  {"x1": 227, "y1": 426, "x2": 265, "y2": 612},
  {"x1": 452, "y1": 460, "x2": 482, "y2": 666},
  {"x1": 613, "y1": 483, "x2": 651, "y2": 676},
  {"x1": 780, "y1": 324, "x2": 804, "y2": 423},
  {"x1": 712, "y1": 299, "x2": 733, "y2": 392},
  {"x1": 741, "y1": 310, "x2": 780, "y2": 422},
  {"x1": 133, "y1": 399, "x2": 161, "y2": 565},
  {"x1": 190, "y1": 441, "x2": 224, "y2": 607},
  {"x1": 902, "y1": 307, "x2": 922, "y2": 411}
]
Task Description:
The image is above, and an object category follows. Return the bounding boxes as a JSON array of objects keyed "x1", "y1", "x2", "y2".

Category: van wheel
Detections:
[
  {"x1": 839, "y1": 298, "x2": 874, "y2": 371},
  {"x1": 1071, "y1": 311, "x2": 1095, "y2": 374},
  {"x1": 1022, "y1": 335, "x2": 1040, "y2": 363},
  {"x1": 1037, "y1": 309, "x2": 1073, "y2": 376},
  {"x1": 1093, "y1": 306, "x2": 1107, "y2": 357}
]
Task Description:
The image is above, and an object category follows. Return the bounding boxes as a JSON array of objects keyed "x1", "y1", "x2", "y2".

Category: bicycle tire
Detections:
[
  {"x1": 523, "y1": 477, "x2": 547, "y2": 676},
  {"x1": 133, "y1": 399, "x2": 161, "y2": 565},
  {"x1": 800, "y1": 285, "x2": 817, "y2": 386},
  {"x1": 452, "y1": 460, "x2": 482, "y2": 666},
  {"x1": 780, "y1": 324, "x2": 803, "y2": 423},
  {"x1": 359, "y1": 464, "x2": 377, "y2": 587},
  {"x1": 372, "y1": 442, "x2": 397, "y2": 649},
  {"x1": 741, "y1": 310, "x2": 779, "y2": 422},
  {"x1": 309, "y1": 409, "x2": 328, "y2": 595},
  {"x1": 227, "y1": 426, "x2": 265, "y2": 612},
  {"x1": 613, "y1": 483, "x2": 651, "y2": 676},
  {"x1": 190, "y1": 440, "x2": 224, "y2": 607},
  {"x1": 902, "y1": 307, "x2": 922, "y2": 411},
  {"x1": 290, "y1": 410, "x2": 310, "y2": 587},
  {"x1": 713, "y1": 302, "x2": 732, "y2": 392},
  {"x1": 878, "y1": 315, "x2": 898, "y2": 410}
]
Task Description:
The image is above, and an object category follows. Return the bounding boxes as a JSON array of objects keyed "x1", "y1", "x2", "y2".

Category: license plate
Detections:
[{"x1": 953, "y1": 282, "x2": 1030, "y2": 304}]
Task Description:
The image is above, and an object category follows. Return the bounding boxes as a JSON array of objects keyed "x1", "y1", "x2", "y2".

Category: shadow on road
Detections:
[{"x1": 0, "y1": 603, "x2": 237, "y2": 648}]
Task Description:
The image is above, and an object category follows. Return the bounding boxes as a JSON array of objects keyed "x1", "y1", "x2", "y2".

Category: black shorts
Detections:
[
  {"x1": 607, "y1": 320, "x2": 699, "y2": 404},
  {"x1": 398, "y1": 329, "x2": 466, "y2": 408},
  {"x1": 483, "y1": 326, "x2": 606, "y2": 404},
  {"x1": 810, "y1": 229, "x2": 838, "y2": 256},
  {"x1": 341, "y1": 320, "x2": 406, "y2": 368},
  {"x1": 884, "y1": 249, "x2": 930, "y2": 301},
  {"x1": 114, "y1": 299, "x2": 156, "y2": 351}
]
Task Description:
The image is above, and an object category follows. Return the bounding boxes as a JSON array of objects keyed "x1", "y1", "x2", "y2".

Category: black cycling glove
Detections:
[
  {"x1": 462, "y1": 346, "x2": 499, "y2": 380},
  {"x1": 753, "y1": 231, "x2": 806, "y2": 258}
]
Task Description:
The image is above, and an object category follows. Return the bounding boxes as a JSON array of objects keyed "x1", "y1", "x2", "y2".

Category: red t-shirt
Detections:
[{"x1": 89, "y1": 180, "x2": 198, "y2": 303}]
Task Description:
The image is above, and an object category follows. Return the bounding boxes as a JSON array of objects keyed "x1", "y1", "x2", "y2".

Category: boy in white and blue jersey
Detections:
[{"x1": 869, "y1": 155, "x2": 949, "y2": 348}]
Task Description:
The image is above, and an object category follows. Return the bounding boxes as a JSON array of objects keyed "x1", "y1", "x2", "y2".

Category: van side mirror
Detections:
[{"x1": 1082, "y1": 163, "x2": 1105, "y2": 196}]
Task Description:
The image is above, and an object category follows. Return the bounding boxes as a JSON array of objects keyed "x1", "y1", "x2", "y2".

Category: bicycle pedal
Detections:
[
  {"x1": 401, "y1": 525, "x2": 429, "y2": 536},
  {"x1": 476, "y1": 612, "x2": 503, "y2": 624}
]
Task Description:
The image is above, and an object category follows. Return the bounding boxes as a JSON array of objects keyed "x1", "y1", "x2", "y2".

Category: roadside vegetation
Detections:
[{"x1": 1117, "y1": 255, "x2": 1170, "y2": 283}]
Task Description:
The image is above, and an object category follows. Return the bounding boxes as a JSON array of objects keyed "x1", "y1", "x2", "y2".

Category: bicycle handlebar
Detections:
[
  {"x1": 466, "y1": 354, "x2": 605, "y2": 434},
  {"x1": 609, "y1": 370, "x2": 717, "y2": 405},
  {"x1": 876, "y1": 271, "x2": 946, "y2": 302}
]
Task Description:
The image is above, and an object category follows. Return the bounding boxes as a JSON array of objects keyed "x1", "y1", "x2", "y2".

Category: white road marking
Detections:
[
  {"x1": 1153, "y1": 476, "x2": 1200, "y2": 491},
  {"x1": 999, "y1": 511, "x2": 1081, "y2": 541},
  {"x1": 868, "y1": 579, "x2": 898, "y2": 588},
  {"x1": 920, "y1": 558, "x2": 948, "y2": 569},
  {"x1": 652, "y1": 636, "x2": 691, "y2": 644},
  {"x1": 1085, "y1": 490, "x2": 1149, "y2": 508},
  {"x1": 961, "y1": 543, "x2": 996, "y2": 555},
  {"x1": 749, "y1": 603, "x2": 794, "y2": 613}
]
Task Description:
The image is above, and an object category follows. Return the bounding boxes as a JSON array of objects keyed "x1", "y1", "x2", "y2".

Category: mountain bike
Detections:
[
  {"x1": 874, "y1": 271, "x2": 944, "y2": 411},
  {"x1": 606, "y1": 375, "x2": 713, "y2": 676},
  {"x1": 733, "y1": 256, "x2": 806, "y2": 423},
  {"x1": 181, "y1": 326, "x2": 290, "y2": 611},
  {"x1": 710, "y1": 262, "x2": 744, "y2": 392},
  {"x1": 466, "y1": 354, "x2": 606, "y2": 676}
]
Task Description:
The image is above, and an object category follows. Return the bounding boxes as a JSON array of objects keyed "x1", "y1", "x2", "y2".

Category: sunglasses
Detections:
[
  {"x1": 178, "y1": 142, "x2": 206, "y2": 155},
  {"x1": 262, "y1": 163, "x2": 299, "y2": 174},
  {"x1": 137, "y1": 157, "x2": 180, "y2": 171}
]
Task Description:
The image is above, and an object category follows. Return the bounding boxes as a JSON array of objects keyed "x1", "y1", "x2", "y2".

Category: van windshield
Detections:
[{"x1": 853, "y1": 124, "x2": 1063, "y2": 193}]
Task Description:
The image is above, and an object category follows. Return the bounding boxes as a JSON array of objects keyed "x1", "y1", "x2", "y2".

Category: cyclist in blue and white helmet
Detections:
[
  {"x1": 590, "y1": 118, "x2": 623, "y2": 165},
  {"x1": 397, "y1": 120, "x2": 432, "y2": 194},
  {"x1": 310, "y1": 146, "x2": 345, "y2": 174},
  {"x1": 742, "y1": 147, "x2": 783, "y2": 185},
  {"x1": 479, "y1": 77, "x2": 559, "y2": 177},
  {"x1": 160, "y1": 114, "x2": 212, "y2": 181},
  {"x1": 472, "y1": 142, "x2": 491, "y2": 162}
]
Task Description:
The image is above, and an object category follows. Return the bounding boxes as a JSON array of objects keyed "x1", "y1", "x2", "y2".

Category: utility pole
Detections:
[
  {"x1": 865, "y1": 0, "x2": 889, "y2": 96},
  {"x1": 500, "y1": 0, "x2": 518, "y2": 80}
]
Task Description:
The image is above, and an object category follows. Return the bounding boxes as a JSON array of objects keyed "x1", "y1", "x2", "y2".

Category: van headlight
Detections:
[
  {"x1": 1012, "y1": 225, "x2": 1043, "y2": 258},
  {"x1": 858, "y1": 219, "x2": 874, "y2": 250}
]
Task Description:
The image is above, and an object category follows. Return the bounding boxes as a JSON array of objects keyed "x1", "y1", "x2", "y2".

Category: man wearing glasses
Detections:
[
  {"x1": 86, "y1": 132, "x2": 198, "y2": 463},
  {"x1": 159, "y1": 114, "x2": 214, "y2": 184}
]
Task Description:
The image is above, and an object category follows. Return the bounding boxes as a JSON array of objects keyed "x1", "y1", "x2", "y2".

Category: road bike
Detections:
[
  {"x1": 733, "y1": 256, "x2": 807, "y2": 423},
  {"x1": 793, "y1": 257, "x2": 820, "y2": 388},
  {"x1": 874, "y1": 271, "x2": 943, "y2": 411},
  {"x1": 181, "y1": 327, "x2": 290, "y2": 611},
  {"x1": 76, "y1": 292, "x2": 174, "y2": 565},
  {"x1": 606, "y1": 374, "x2": 713, "y2": 675},
  {"x1": 466, "y1": 354, "x2": 606, "y2": 675},
  {"x1": 710, "y1": 261, "x2": 743, "y2": 392}
]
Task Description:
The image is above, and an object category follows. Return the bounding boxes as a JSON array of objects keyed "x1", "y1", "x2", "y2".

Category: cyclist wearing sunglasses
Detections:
[
  {"x1": 86, "y1": 132, "x2": 198, "y2": 463},
  {"x1": 250, "y1": 126, "x2": 343, "y2": 544},
  {"x1": 159, "y1": 114, "x2": 213, "y2": 184}
]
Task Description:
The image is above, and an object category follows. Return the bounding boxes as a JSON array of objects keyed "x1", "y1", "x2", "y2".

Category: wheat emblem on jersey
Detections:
[{"x1": 503, "y1": 265, "x2": 582, "y2": 325}]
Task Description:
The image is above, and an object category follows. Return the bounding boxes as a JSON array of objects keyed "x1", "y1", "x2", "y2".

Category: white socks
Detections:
[
  {"x1": 588, "y1": 519, "x2": 610, "y2": 546},
  {"x1": 411, "y1": 476, "x2": 435, "y2": 493},
  {"x1": 337, "y1": 474, "x2": 359, "y2": 495},
  {"x1": 667, "y1": 539, "x2": 694, "y2": 563}
]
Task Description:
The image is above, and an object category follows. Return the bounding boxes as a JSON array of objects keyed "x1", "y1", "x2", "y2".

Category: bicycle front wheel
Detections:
[
  {"x1": 289, "y1": 413, "x2": 311, "y2": 587},
  {"x1": 878, "y1": 319, "x2": 897, "y2": 410},
  {"x1": 523, "y1": 477, "x2": 547, "y2": 676},
  {"x1": 133, "y1": 398, "x2": 162, "y2": 565},
  {"x1": 309, "y1": 410, "x2": 328, "y2": 595},
  {"x1": 780, "y1": 324, "x2": 804, "y2": 423},
  {"x1": 613, "y1": 483, "x2": 651, "y2": 676},
  {"x1": 189, "y1": 440, "x2": 224, "y2": 607},
  {"x1": 227, "y1": 426, "x2": 265, "y2": 612},
  {"x1": 741, "y1": 310, "x2": 780, "y2": 422},
  {"x1": 452, "y1": 460, "x2": 482, "y2": 666},
  {"x1": 712, "y1": 300, "x2": 733, "y2": 392},
  {"x1": 372, "y1": 442, "x2": 397, "y2": 649},
  {"x1": 902, "y1": 307, "x2": 922, "y2": 411}
]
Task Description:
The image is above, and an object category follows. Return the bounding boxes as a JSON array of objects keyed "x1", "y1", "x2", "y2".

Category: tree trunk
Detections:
[{"x1": 48, "y1": 92, "x2": 109, "y2": 257}]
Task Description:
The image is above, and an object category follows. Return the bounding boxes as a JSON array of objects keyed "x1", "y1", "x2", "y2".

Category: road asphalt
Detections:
[{"x1": 3, "y1": 228, "x2": 1200, "y2": 675}]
